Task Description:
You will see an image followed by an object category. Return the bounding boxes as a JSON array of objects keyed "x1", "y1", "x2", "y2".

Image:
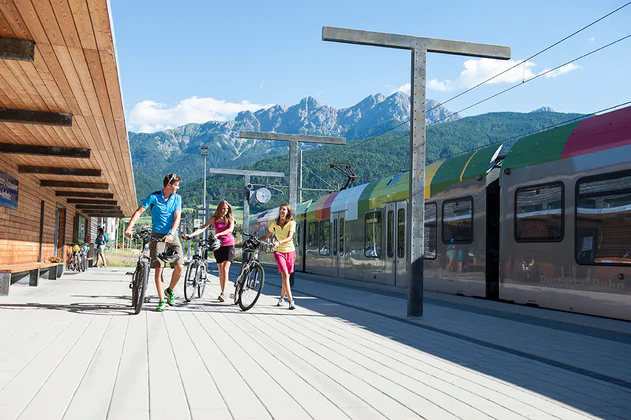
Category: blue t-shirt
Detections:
[{"x1": 140, "y1": 191, "x2": 182, "y2": 234}]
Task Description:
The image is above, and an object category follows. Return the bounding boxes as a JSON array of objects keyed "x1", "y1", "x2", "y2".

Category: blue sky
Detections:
[{"x1": 110, "y1": 0, "x2": 631, "y2": 133}]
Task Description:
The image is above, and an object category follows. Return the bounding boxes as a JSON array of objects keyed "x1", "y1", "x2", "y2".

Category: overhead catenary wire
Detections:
[
  {"x1": 343, "y1": 2, "x2": 630, "y2": 152},
  {"x1": 372, "y1": 33, "x2": 631, "y2": 152},
  {"x1": 425, "y1": 1, "x2": 631, "y2": 114}
]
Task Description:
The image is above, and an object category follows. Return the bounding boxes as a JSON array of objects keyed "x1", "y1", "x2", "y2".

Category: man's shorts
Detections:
[
  {"x1": 150, "y1": 233, "x2": 184, "y2": 268},
  {"x1": 274, "y1": 251, "x2": 296, "y2": 274}
]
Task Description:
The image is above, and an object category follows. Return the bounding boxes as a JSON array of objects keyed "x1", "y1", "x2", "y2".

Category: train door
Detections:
[
  {"x1": 385, "y1": 201, "x2": 407, "y2": 286},
  {"x1": 332, "y1": 212, "x2": 344, "y2": 277}
]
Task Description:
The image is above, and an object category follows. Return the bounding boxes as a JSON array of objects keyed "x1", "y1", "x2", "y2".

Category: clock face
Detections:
[{"x1": 255, "y1": 188, "x2": 271, "y2": 204}]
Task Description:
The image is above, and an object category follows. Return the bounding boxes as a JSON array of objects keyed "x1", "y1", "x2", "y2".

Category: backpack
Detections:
[{"x1": 103, "y1": 232, "x2": 109, "y2": 243}]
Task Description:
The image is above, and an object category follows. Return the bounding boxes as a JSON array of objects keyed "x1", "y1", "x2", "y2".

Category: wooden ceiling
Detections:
[{"x1": 0, "y1": 0, "x2": 136, "y2": 215}]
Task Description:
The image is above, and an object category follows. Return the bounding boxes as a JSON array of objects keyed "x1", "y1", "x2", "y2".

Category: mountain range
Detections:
[
  {"x1": 129, "y1": 92, "x2": 461, "y2": 200},
  {"x1": 129, "y1": 93, "x2": 583, "y2": 209}
]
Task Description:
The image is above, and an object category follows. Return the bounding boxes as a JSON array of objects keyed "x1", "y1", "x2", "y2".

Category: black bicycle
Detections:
[
  {"x1": 129, "y1": 229, "x2": 164, "y2": 314},
  {"x1": 183, "y1": 238, "x2": 211, "y2": 302},
  {"x1": 67, "y1": 243, "x2": 86, "y2": 272},
  {"x1": 233, "y1": 233, "x2": 273, "y2": 311}
]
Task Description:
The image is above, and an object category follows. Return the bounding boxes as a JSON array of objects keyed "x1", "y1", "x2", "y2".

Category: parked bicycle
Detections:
[
  {"x1": 233, "y1": 233, "x2": 273, "y2": 311},
  {"x1": 128, "y1": 229, "x2": 166, "y2": 314},
  {"x1": 67, "y1": 243, "x2": 86, "y2": 272},
  {"x1": 183, "y1": 237, "x2": 219, "y2": 302}
]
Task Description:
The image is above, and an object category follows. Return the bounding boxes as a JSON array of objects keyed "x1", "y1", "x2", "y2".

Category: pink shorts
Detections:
[{"x1": 274, "y1": 251, "x2": 296, "y2": 274}]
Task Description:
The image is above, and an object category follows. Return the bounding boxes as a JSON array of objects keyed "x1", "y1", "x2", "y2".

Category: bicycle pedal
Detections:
[{"x1": 129, "y1": 282, "x2": 133, "y2": 289}]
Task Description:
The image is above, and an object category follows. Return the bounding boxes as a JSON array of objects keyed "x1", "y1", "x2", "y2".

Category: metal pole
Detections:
[
  {"x1": 289, "y1": 141, "x2": 298, "y2": 210},
  {"x1": 299, "y1": 149, "x2": 303, "y2": 203},
  {"x1": 408, "y1": 44, "x2": 427, "y2": 317},
  {"x1": 243, "y1": 174, "x2": 250, "y2": 235},
  {"x1": 201, "y1": 145, "x2": 209, "y2": 241}
]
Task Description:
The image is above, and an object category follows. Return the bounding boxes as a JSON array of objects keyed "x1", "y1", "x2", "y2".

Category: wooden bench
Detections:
[
  {"x1": 0, "y1": 262, "x2": 64, "y2": 296},
  {"x1": 86, "y1": 257, "x2": 95, "y2": 268}
]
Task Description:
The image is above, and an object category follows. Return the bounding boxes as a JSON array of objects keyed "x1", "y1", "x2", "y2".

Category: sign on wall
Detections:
[{"x1": 0, "y1": 172, "x2": 18, "y2": 210}]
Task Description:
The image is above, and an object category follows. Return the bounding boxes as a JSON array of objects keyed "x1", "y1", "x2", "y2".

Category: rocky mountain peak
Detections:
[{"x1": 531, "y1": 106, "x2": 555, "y2": 113}]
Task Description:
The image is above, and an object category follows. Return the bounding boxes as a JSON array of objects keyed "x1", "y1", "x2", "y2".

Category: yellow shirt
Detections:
[{"x1": 269, "y1": 220, "x2": 296, "y2": 253}]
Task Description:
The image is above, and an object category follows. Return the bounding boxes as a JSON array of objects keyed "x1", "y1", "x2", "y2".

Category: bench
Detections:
[
  {"x1": 0, "y1": 262, "x2": 64, "y2": 296},
  {"x1": 87, "y1": 257, "x2": 95, "y2": 268}
]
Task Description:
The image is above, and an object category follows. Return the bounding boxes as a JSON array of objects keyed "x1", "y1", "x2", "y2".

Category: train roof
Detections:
[
  {"x1": 503, "y1": 105, "x2": 631, "y2": 170},
  {"x1": 299, "y1": 144, "x2": 501, "y2": 222}
]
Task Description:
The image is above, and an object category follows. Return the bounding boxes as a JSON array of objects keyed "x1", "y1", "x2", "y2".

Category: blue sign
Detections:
[{"x1": 0, "y1": 172, "x2": 18, "y2": 210}]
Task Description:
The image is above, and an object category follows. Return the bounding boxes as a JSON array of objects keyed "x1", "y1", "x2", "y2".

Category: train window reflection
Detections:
[
  {"x1": 340, "y1": 218, "x2": 345, "y2": 256},
  {"x1": 387, "y1": 210, "x2": 394, "y2": 258},
  {"x1": 515, "y1": 183, "x2": 564, "y2": 242},
  {"x1": 364, "y1": 212, "x2": 382, "y2": 258},
  {"x1": 319, "y1": 221, "x2": 331, "y2": 256},
  {"x1": 424, "y1": 203, "x2": 437, "y2": 259},
  {"x1": 577, "y1": 172, "x2": 631, "y2": 266},
  {"x1": 308, "y1": 222, "x2": 318, "y2": 252},
  {"x1": 442, "y1": 198, "x2": 473, "y2": 244},
  {"x1": 398, "y1": 208, "x2": 405, "y2": 259}
]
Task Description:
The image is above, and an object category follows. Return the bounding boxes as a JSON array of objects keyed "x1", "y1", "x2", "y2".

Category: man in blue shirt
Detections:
[{"x1": 125, "y1": 173, "x2": 183, "y2": 312}]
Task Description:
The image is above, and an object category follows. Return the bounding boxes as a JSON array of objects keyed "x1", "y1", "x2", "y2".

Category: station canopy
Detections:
[{"x1": 0, "y1": 0, "x2": 136, "y2": 215}]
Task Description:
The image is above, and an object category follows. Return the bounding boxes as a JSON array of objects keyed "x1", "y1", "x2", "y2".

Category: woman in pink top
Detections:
[{"x1": 183, "y1": 200, "x2": 235, "y2": 302}]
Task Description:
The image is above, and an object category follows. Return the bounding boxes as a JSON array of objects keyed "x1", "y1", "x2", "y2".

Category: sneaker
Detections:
[
  {"x1": 218, "y1": 293, "x2": 226, "y2": 302},
  {"x1": 156, "y1": 300, "x2": 167, "y2": 312},
  {"x1": 165, "y1": 288, "x2": 175, "y2": 306},
  {"x1": 276, "y1": 298, "x2": 285, "y2": 307},
  {"x1": 288, "y1": 300, "x2": 296, "y2": 310}
]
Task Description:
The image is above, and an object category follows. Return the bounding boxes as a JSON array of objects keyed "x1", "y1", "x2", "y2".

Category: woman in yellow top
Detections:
[{"x1": 260, "y1": 203, "x2": 296, "y2": 310}]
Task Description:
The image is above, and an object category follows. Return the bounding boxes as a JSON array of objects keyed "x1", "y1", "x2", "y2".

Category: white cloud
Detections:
[
  {"x1": 540, "y1": 63, "x2": 581, "y2": 78},
  {"x1": 588, "y1": 37, "x2": 595, "y2": 42},
  {"x1": 128, "y1": 96, "x2": 273, "y2": 133},
  {"x1": 396, "y1": 83, "x2": 411, "y2": 94},
  {"x1": 260, "y1": 81, "x2": 265, "y2": 89},
  {"x1": 414, "y1": 58, "x2": 581, "y2": 92}
]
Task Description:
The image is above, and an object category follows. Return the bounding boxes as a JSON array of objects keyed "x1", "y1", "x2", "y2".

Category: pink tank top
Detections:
[{"x1": 214, "y1": 220, "x2": 235, "y2": 247}]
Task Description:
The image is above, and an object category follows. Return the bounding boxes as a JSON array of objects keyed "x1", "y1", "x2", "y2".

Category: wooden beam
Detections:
[
  {"x1": 67, "y1": 198, "x2": 117, "y2": 205},
  {"x1": 0, "y1": 37, "x2": 35, "y2": 61},
  {"x1": 0, "y1": 143, "x2": 90, "y2": 158},
  {"x1": 83, "y1": 212, "x2": 124, "y2": 217},
  {"x1": 55, "y1": 191, "x2": 113, "y2": 199},
  {"x1": 41, "y1": 181, "x2": 108, "y2": 189},
  {"x1": 76, "y1": 205, "x2": 120, "y2": 211},
  {"x1": 19, "y1": 166, "x2": 101, "y2": 177},
  {"x1": 0, "y1": 108, "x2": 72, "y2": 126}
]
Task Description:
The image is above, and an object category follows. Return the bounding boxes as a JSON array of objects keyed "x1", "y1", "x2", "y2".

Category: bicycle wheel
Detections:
[
  {"x1": 134, "y1": 261, "x2": 150, "y2": 314},
  {"x1": 233, "y1": 272, "x2": 245, "y2": 305},
  {"x1": 184, "y1": 262, "x2": 199, "y2": 302},
  {"x1": 197, "y1": 261, "x2": 207, "y2": 298},
  {"x1": 238, "y1": 263, "x2": 264, "y2": 311},
  {"x1": 80, "y1": 256, "x2": 86, "y2": 272}
]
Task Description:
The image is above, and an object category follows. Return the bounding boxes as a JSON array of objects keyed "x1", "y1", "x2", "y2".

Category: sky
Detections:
[{"x1": 109, "y1": 0, "x2": 631, "y2": 133}]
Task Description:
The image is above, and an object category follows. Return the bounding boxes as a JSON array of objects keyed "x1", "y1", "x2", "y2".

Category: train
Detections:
[{"x1": 249, "y1": 105, "x2": 631, "y2": 321}]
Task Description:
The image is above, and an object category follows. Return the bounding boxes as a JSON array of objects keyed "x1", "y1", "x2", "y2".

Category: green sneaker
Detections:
[
  {"x1": 156, "y1": 300, "x2": 167, "y2": 312},
  {"x1": 165, "y1": 288, "x2": 175, "y2": 306}
]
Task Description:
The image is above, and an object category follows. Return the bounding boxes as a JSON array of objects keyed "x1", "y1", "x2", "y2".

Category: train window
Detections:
[
  {"x1": 319, "y1": 221, "x2": 331, "y2": 256},
  {"x1": 308, "y1": 222, "x2": 318, "y2": 251},
  {"x1": 295, "y1": 222, "x2": 301, "y2": 247},
  {"x1": 364, "y1": 212, "x2": 382, "y2": 258},
  {"x1": 387, "y1": 210, "x2": 394, "y2": 258},
  {"x1": 333, "y1": 219, "x2": 338, "y2": 256},
  {"x1": 515, "y1": 183, "x2": 564, "y2": 242},
  {"x1": 398, "y1": 208, "x2": 406, "y2": 259},
  {"x1": 424, "y1": 203, "x2": 437, "y2": 259},
  {"x1": 442, "y1": 198, "x2": 473, "y2": 244},
  {"x1": 576, "y1": 172, "x2": 631, "y2": 266},
  {"x1": 340, "y1": 218, "x2": 345, "y2": 256}
]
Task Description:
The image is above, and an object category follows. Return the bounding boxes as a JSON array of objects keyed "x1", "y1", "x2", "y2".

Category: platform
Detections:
[{"x1": 0, "y1": 265, "x2": 629, "y2": 420}]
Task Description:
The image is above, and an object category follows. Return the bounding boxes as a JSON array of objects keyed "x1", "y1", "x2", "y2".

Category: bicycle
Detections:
[
  {"x1": 233, "y1": 233, "x2": 273, "y2": 311},
  {"x1": 67, "y1": 243, "x2": 85, "y2": 272},
  {"x1": 183, "y1": 238, "x2": 211, "y2": 302},
  {"x1": 128, "y1": 229, "x2": 165, "y2": 314}
]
